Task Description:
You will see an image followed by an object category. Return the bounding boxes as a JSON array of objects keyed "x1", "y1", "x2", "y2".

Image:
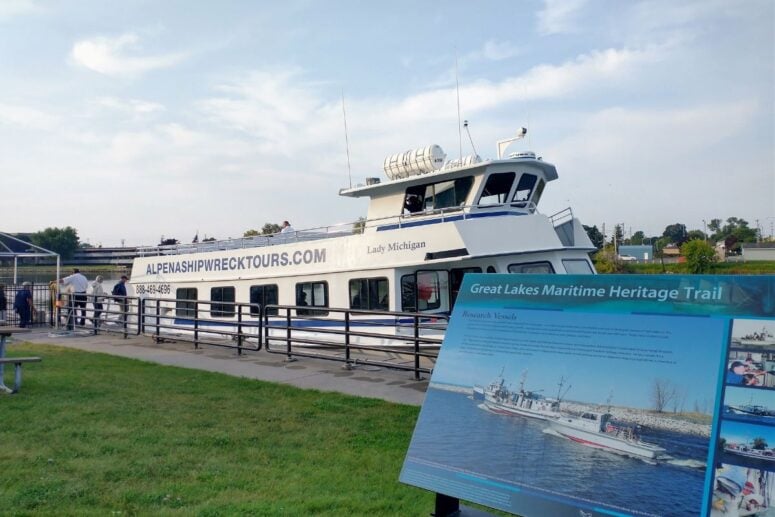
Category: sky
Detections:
[{"x1": 1, "y1": 0, "x2": 773, "y2": 247}]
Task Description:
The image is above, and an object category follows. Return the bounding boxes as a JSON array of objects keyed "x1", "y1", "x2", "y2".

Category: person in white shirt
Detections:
[
  {"x1": 280, "y1": 220, "x2": 295, "y2": 234},
  {"x1": 60, "y1": 268, "x2": 89, "y2": 327}
]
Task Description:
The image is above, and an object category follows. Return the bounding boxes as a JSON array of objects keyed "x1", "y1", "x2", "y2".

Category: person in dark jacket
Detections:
[
  {"x1": 112, "y1": 276, "x2": 129, "y2": 325},
  {"x1": 14, "y1": 282, "x2": 34, "y2": 328},
  {"x1": 0, "y1": 284, "x2": 7, "y2": 322}
]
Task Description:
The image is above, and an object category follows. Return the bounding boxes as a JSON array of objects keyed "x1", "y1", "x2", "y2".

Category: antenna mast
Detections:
[
  {"x1": 341, "y1": 89, "x2": 352, "y2": 189},
  {"x1": 455, "y1": 51, "x2": 462, "y2": 163}
]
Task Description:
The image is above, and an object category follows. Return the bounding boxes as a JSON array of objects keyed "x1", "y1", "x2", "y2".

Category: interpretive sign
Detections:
[{"x1": 400, "y1": 274, "x2": 775, "y2": 517}]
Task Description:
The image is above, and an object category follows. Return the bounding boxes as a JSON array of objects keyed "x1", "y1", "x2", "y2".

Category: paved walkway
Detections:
[{"x1": 10, "y1": 330, "x2": 429, "y2": 405}]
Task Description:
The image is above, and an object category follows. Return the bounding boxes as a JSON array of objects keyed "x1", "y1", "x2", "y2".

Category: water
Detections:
[
  {"x1": 0, "y1": 269, "x2": 125, "y2": 287},
  {"x1": 407, "y1": 389, "x2": 710, "y2": 516}
]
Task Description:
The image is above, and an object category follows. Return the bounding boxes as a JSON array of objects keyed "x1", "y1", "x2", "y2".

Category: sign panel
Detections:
[{"x1": 401, "y1": 274, "x2": 775, "y2": 517}]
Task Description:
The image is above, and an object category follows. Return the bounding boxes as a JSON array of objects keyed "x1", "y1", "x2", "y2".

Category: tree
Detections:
[
  {"x1": 753, "y1": 437, "x2": 768, "y2": 450},
  {"x1": 630, "y1": 230, "x2": 645, "y2": 245},
  {"x1": 160, "y1": 237, "x2": 179, "y2": 246},
  {"x1": 30, "y1": 226, "x2": 80, "y2": 260},
  {"x1": 712, "y1": 217, "x2": 758, "y2": 254},
  {"x1": 583, "y1": 225, "x2": 605, "y2": 249},
  {"x1": 662, "y1": 223, "x2": 688, "y2": 245},
  {"x1": 612, "y1": 224, "x2": 624, "y2": 248},
  {"x1": 651, "y1": 378, "x2": 676, "y2": 413},
  {"x1": 261, "y1": 223, "x2": 281, "y2": 235},
  {"x1": 243, "y1": 229, "x2": 260, "y2": 237},
  {"x1": 353, "y1": 217, "x2": 366, "y2": 234},
  {"x1": 202, "y1": 237, "x2": 216, "y2": 242},
  {"x1": 681, "y1": 240, "x2": 717, "y2": 274}
]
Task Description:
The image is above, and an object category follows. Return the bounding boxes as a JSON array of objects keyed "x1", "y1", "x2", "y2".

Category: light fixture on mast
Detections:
[{"x1": 496, "y1": 127, "x2": 527, "y2": 159}]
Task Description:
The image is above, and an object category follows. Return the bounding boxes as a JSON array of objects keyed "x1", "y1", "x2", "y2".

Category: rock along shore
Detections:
[{"x1": 562, "y1": 401, "x2": 711, "y2": 438}]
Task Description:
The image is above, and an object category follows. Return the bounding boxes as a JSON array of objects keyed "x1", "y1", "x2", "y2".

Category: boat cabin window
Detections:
[
  {"x1": 210, "y1": 286, "x2": 235, "y2": 317},
  {"x1": 450, "y1": 267, "x2": 482, "y2": 308},
  {"x1": 486, "y1": 266, "x2": 497, "y2": 273},
  {"x1": 176, "y1": 288, "x2": 198, "y2": 318},
  {"x1": 403, "y1": 176, "x2": 474, "y2": 214},
  {"x1": 295, "y1": 281, "x2": 329, "y2": 316},
  {"x1": 249, "y1": 284, "x2": 279, "y2": 316},
  {"x1": 401, "y1": 271, "x2": 442, "y2": 312},
  {"x1": 508, "y1": 261, "x2": 555, "y2": 274},
  {"x1": 512, "y1": 173, "x2": 538, "y2": 208},
  {"x1": 349, "y1": 277, "x2": 389, "y2": 311},
  {"x1": 562, "y1": 259, "x2": 594, "y2": 274},
  {"x1": 478, "y1": 172, "x2": 515, "y2": 206}
]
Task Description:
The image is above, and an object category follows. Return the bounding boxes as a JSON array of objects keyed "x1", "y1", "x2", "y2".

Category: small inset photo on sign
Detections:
[
  {"x1": 731, "y1": 319, "x2": 775, "y2": 352},
  {"x1": 710, "y1": 463, "x2": 775, "y2": 516},
  {"x1": 719, "y1": 420, "x2": 775, "y2": 470},
  {"x1": 724, "y1": 386, "x2": 775, "y2": 425},
  {"x1": 726, "y1": 351, "x2": 775, "y2": 388}
]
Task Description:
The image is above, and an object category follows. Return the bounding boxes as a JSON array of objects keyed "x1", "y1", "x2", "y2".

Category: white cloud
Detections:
[
  {"x1": 0, "y1": 0, "x2": 42, "y2": 20},
  {"x1": 94, "y1": 96, "x2": 165, "y2": 115},
  {"x1": 0, "y1": 103, "x2": 57, "y2": 130},
  {"x1": 464, "y1": 40, "x2": 523, "y2": 64},
  {"x1": 542, "y1": 100, "x2": 766, "y2": 235},
  {"x1": 537, "y1": 0, "x2": 588, "y2": 35},
  {"x1": 70, "y1": 33, "x2": 186, "y2": 77}
]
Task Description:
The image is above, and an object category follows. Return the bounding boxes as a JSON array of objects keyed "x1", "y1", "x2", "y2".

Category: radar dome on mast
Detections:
[{"x1": 383, "y1": 145, "x2": 446, "y2": 180}]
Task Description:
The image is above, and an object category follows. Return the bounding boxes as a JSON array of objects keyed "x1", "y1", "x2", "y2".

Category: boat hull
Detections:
[{"x1": 550, "y1": 419, "x2": 665, "y2": 459}]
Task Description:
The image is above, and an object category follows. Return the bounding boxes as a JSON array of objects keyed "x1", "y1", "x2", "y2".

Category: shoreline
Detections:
[{"x1": 431, "y1": 383, "x2": 712, "y2": 437}]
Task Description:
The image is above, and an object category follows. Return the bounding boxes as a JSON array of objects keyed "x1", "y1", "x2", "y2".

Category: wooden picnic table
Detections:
[{"x1": 0, "y1": 326, "x2": 40, "y2": 394}]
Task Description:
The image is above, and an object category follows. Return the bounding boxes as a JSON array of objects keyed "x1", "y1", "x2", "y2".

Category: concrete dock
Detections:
[{"x1": 10, "y1": 330, "x2": 430, "y2": 405}]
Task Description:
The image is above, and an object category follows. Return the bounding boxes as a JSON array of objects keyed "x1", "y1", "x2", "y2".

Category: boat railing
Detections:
[
  {"x1": 549, "y1": 207, "x2": 574, "y2": 228},
  {"x1": 136, "y1": 202, "x2": 541, "y2": 257}
]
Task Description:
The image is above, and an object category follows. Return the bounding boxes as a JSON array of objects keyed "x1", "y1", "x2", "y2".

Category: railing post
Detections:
[
  {"x1": 136, "y1": 297, "x2": 143, "y2": 335},
  {"x1": 155, "y1": 300, "x2": 161, "y2": 342},
  {"x1": 194, "y1": 301, "x2": 200, "y2": 350},
  {"x1": 285, "y1": 307, "x2": 292, "y2": 359},
  {"x1": 93, "y1": 295, "x2": 99, "y2": 336},
  {"x1": 237, "y1": 304, "x2": 243, "y2": 356},
  {"x1": 122, "y1": 297, "x2": 128, "y2": 339},
  {"x1": 257, "y1": 304, "x2": 263, "y2": 351},
  {"x1": 344, "y1": 310, "x2": 351, "y2": 366},
  {"x1": 414, "y1": 314, "x2": 421, "y2": 381}
]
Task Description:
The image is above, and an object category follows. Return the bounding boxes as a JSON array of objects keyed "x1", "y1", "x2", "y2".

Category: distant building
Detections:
[
  {"x1": 618, "y1": 244, "x2": 654, "y2": 262},
  {"x1": 63, "y1": 247, "x2": 139, "y2": 267},
  {"x1": 741, "y1": 242, "x2": 775, "y2": 261}
]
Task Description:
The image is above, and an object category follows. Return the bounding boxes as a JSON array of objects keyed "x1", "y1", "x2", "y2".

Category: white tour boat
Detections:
[
  {"x1": 477, "y1": 369, "x2": 564, "y2": 420},
  {"x1": 129, "y1": 132, "x2": 596, "y2": 342},
  {"x1": 549, "y1": 410, "x2": 666, "y2": 460},
  {"x1": 732, "y1": 328, "x2": 775, "y2": 348}
]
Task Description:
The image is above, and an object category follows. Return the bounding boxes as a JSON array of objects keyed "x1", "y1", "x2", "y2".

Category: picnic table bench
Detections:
[{"x1": 0, "y1": 327, "x2": 41, "y2": 394}]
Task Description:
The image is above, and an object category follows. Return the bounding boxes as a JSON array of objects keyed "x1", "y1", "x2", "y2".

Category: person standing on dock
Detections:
[
  {"x1": 91, "y1": 276, "x2": 105, "y2": 329},
  {"x1": 112, "y1": 275, "x2": 129, "y2": 325},
  {"x1": 60, "y1": 268, "x2": 88, "y2": 327},
  {"x1": 0, "y1": 284, "x2": 7, "y2": 323},
  {"x1": 14, "y1": 282, "x2": 35, "y2": 328}
]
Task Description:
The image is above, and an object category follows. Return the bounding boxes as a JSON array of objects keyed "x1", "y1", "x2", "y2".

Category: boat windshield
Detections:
[{"x1": 403, "y1": 176, "x2": 474, "y2": 215}]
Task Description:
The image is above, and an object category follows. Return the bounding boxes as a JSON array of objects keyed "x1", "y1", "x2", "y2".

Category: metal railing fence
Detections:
[
  {"x1": 2, "y1": 289, "x2": 447, "y2": 379},
  {"x1": 140, "y1": 296, "x2": 261, "y2": 353},
  {"x1": 263, "y1": 305, "x2": 447, "y2": 380}
]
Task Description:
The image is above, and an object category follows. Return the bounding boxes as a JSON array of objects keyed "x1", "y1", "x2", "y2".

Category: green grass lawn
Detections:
[{"x1": 0, "y1": 344, "x2": 433, "y2": 515}]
